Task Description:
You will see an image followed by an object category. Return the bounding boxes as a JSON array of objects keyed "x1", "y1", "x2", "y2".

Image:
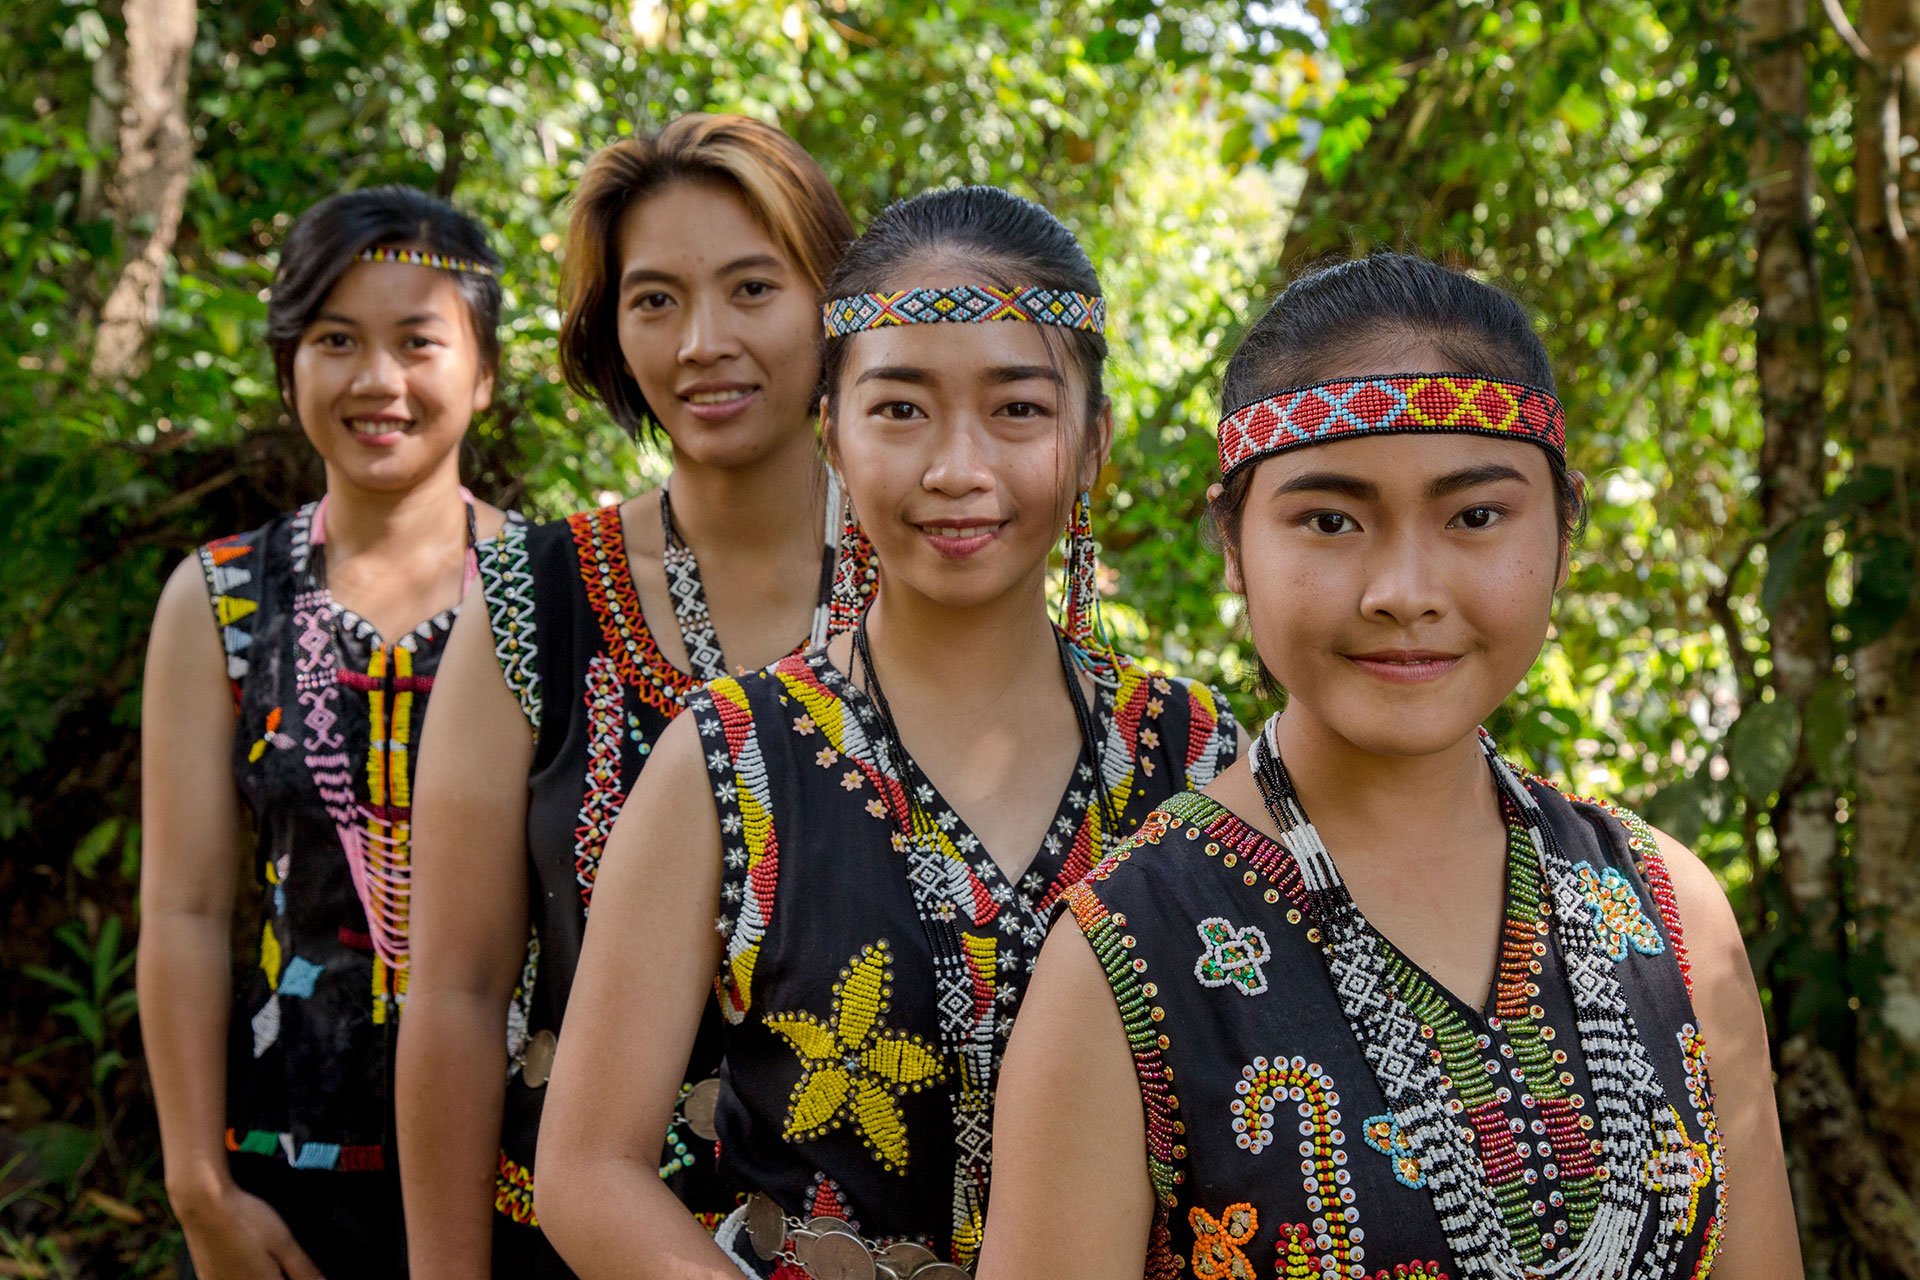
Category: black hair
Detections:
[
  {"x1": 267, "y1": 185, "x2": 503, "y2": 419},
  {"x1": 1212, "y1": 252, "x2": 1585, "y2": 546},
  {"x1": 818, "y1": 186, "x2": 1108, "y2": 446}
]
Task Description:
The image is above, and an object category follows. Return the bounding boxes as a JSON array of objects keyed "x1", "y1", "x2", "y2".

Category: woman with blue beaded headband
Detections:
[
  {"x1": 978, "y1": 254, "x2": 1801, "y2": 1280},
  {"x1": 535, "y1": 186, "x2": 1243, "y2": 1279},
  {"x1": 398, "y1": 114, "x2": 874, "y2": 1280},
  {"x1": 138, "y1": 186, "x2": 516, "y2": 1279}
]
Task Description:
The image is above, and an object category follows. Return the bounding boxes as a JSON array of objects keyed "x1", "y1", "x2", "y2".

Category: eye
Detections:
[
  {"x1": 999, "y1": 400, "x2": 1052, "y2": 419},
  {"x1": 630, "y1": 291, "x2": 674, "y2": 312},
  {"x1": 311, "y1": 331, "x2": 353, "y2": 350},
  {"x1": 1302, "y1": 511, "x2": 1359, "y2": 536},
  {"x1": 1450, "y1": 504, "x2": 1506, "y2": 530},
  {"x1": 737, "y1": 279, "x2": 776, "y2": 300},
  {"x1": 874, "y1": 401, "x2": 923, "y2": 422},
  {"x1": 403, "y1": 335, "x2": 442, "y2": 351}
]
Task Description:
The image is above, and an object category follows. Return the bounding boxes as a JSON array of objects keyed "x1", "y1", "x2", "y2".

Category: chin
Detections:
[{"x1": 665, "y1": 412, "x2": 804, "y2": 471}]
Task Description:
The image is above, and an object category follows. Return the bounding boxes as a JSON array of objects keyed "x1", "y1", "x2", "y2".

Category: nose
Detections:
[
  {"x1": 678, "y1": 293, "x2": 742, "y2": 366},
  {"x1": 920, "y1": 417, "x2": 996, "y2": 498},
  {"x1": 1357, "y1": 529, "x2": 1448, "y2": 625},
  {"x1": 349, "y1": 344, "x2": 406, "y2": 399}
]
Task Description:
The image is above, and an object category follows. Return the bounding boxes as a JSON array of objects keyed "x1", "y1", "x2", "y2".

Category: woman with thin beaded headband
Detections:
[
  {"x1": 397, "y1": 113, "x2": 873, "y2": 1279},
  {"x1": 137, "y1": 185, "x2": 516, "y2": 1279},
  {"x1": 978, "y1": 253, "x2": 1801, "y2": 1279},
  {"x1": 534, "y1": 185, "x2": 1243, "y2": 1278}
]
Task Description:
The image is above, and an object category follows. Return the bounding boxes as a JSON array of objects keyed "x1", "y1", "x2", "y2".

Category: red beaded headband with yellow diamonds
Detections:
[
  {"x1": 355, "y1": 245, "x2": 498, "y2": 277},
  {"x1": 1217, "y1": 373, "x2": 1566, "y2": 478},
  {"x1": 823, "y1": 284, "x2": 1105, "y2": 337}
]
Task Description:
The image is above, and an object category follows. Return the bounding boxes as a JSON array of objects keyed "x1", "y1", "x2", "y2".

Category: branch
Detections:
[{"x1": 1819, "y1": 0, "x2": 1875, "y2": 59}]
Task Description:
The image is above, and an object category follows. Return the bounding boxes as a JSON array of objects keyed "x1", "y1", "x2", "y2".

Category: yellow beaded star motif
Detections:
[{"x1": 764, "y1": 940, "x2": 945, "y2": 1173}]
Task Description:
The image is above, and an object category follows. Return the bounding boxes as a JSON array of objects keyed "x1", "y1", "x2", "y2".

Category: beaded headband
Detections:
[
  {"x1": 1217, "y1": 373, "x2": 1565, "y2": 478},
  {"x1": 355, "y1": 246, "x2": 498, "y2": 277},
  {"x1": 823, "y1": 285, "x2": 1105, "y2": 337}
]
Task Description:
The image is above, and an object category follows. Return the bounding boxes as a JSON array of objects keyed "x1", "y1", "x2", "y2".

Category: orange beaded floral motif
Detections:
[
  {"x1": 1190, "y1": 1203, "x2": 1258, "y2": 1280},
  {"x1": 763, "y1": 940, "x2": 945, "y2": 1173}
]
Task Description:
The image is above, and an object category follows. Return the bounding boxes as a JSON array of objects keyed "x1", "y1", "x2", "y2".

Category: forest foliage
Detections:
[{"x1": 2, "y1": 0, "x2": 1916, "y2": 1274}]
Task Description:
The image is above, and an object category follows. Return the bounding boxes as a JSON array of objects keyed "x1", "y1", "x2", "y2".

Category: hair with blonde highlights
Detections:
[{"x1": 559, "y1": 113, "x2": 855, "y2": 438}]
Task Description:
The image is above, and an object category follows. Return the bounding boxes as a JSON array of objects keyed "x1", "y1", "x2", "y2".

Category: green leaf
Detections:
[
  {"x1": 1803, "y1": 674, "x2": 1852, "y2": 785},
  {"x1": 1762, "y1": 516, "x2": 1822, "y2": 614},
  {"x1": 1725, "y1": 697, "x2": 1800, "y2": 803},
  {"x1": 72, "y1": 818, "x2": 122, "y2": 878},
  {"x1": 1836, "y1": 533, "x2": 1916, "y2": 650}
]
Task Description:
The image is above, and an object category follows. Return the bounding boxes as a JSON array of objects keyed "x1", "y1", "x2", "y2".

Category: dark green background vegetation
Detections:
[{"x1": 3, "y1": 0, "x2": 1916, "y2": 1273}]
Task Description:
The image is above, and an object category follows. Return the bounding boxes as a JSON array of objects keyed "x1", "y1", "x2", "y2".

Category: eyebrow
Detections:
[
  {"x1": 1274, "y1": 462, "x2": 1532, "y2": 501},
  {"x1": 619, "y1": 253, "x2": 785, "y2": 292},
  {"x1": 852, "y1": 363, "x2": 1065, "y2": 388},
  {"x1": 313, "y1": 312, "x2": 446, "y2": 327}
]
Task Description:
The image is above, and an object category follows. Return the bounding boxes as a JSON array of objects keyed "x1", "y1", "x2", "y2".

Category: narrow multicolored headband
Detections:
[
  {"x1": 823, "y1": 285, "x2": 1105, "y2": 337},
  {"x1": 355, "y1": 246, "x2": 498, "y2": 278},
  {"x1": 1217, "y1": 373, "x2": 1566, "y2": 478}
]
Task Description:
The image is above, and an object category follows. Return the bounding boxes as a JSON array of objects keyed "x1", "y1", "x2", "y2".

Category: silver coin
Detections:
[
  {"x1": 520, "y1": 1029, "x2": 557, "y2": 1088},
  {"x1": 876, "y1": 1242, "x2": 939, "y2": 1274},
  {"x1": 907, "y1": 1265, "x2": 970, "y2": 1280},
  {"x1": 682, "y1": 1077, "x2": 721, "y2": 1141},
  {"x1": 804, "y1": 1230, "x2": 876, "y2": 1280},
  {"x1": 745, "y1": 1193, "x2": 787, "y2": 1260}
]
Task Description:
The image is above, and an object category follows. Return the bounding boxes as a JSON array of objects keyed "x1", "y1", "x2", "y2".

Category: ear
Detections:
[
  {"x1": 1209, "y1": 481, "x2": 1245, "y2": 595},
  {"x1": 1556, "y1": 469, "x2": 1588, "y2": 590},
  {"x1": 471, "y1": 367, "x2": 495, "y2": 415},
  {"x1": 818, "y1": 396, "x2": 842, "y2": 471},
  {"x1": 1078, "y1": 399, "x2": 1116, "y2": 493}
]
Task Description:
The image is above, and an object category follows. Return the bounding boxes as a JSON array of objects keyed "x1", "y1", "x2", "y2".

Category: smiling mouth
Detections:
[
  {"x1": 1344, "y1": 651, "x2": 1463, "y2": 684},
  {"x1": 684, "y1": 388, "x2": 757, "y2": 405},
  {"x1": 346, "y1": 417, "x2": 412, "y2": 435}
]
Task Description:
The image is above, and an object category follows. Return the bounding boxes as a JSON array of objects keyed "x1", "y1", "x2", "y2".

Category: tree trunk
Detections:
[
  {"x1": 1847, "y1": 0, "x2": 1920, "y2": 1197},
  {"x1": 89, "y1": 0, "x2": 196, "y2": 383}
]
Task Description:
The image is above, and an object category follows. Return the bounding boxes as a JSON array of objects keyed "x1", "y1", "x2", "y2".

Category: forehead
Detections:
[
  {"x1": 1251, "y1": 431, "x2": 1553, "y2": 493},
  {"x1": 318, "y1": 260, "x2": 468, "y2": 322},
  {"x1": 843, "y1": 319, "x2": 1073, "y2": 384},
  {"x1": 617, "y1": 178, "x2": 787, "y2": 275}
]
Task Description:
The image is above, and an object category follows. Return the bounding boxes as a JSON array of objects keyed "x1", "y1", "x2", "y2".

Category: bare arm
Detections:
[
  {"x1": 535, "y1": 712, "x2": 734, "y2": 1278},
  {"x1": 977, "y1": 919, "x2": 1153, "y2": 1279},
  {"x1": 137, "y1": 557, "x2": 320, "y2": 1280},
  {"x1": 1653, "y1": 827, "x2": 1804, "y2": 1279},
  {"x1": 397, "y1": 593, "x2": 534, "y2": 1279}
]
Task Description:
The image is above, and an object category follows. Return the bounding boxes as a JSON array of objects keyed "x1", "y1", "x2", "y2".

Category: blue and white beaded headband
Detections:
[
  {"x1": 823, "y1": 285, "x2": 1106, "y2": 337},
  {"x1": 355, "y1": 245, "x2": 498, "y2": 278}
]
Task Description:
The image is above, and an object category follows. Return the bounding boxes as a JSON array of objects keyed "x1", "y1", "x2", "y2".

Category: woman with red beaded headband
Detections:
[
  {"x1": 979, "y1": 254, "x2": 1800, "y2": 1280},
  {"x1": 398, "y1": 114, "x2": 875, "y2": 1280},
  {"x1": 534, "y1": 185, "x2": 1243, "y2": 1279},
  {"x1": 138, "y1": 186, "x2": 514, "y2": 1279}
]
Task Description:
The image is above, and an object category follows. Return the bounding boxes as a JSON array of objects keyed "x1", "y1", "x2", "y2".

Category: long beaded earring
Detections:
[{"x1": 1062, "y1": 488, "x2": 1105, "y2": 647}]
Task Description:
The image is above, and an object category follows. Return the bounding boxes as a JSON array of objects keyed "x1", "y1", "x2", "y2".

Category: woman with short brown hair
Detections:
[{"x1": 397, "y1": 114, "x2": 873, "y2": 1279}]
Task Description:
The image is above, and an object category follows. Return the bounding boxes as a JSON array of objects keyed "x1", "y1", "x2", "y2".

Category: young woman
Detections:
[
  {"x1": 397, "y1": 115, "x2": 872, "y2": 1279},
  {"x1": 533, "y1": 185, "x2": 1243, "y2": 1280},
  {"x1": 138, "y1": 187, "x2": 513, "y2": 1279},
  {"x1": 978, "y1": 254, "x2": 1802, "y2": 1279}
]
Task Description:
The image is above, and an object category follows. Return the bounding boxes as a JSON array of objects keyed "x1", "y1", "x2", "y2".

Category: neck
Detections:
[
  {"x1": 1270, "y1": 705, "x2": 1499, "y2": 853},
  {"x1": 666, "y1": 426, "x2": 825, "y2": 556},
  {"x1": 318, "y1": 461, "x2": 468, "y2": 561},
  {"x1": 861, "y1": 568, "x2": 1062, "y2": 710}
]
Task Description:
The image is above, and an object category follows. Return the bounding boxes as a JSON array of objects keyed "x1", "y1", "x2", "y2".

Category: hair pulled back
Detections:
[
  {"x1": 1212, "y1": 253, "x2": 1583, "y2": 545},
  {"x1": 819, "y1": 185, "x2": 1109, "y2": 438},
  {"x1": 268, "y1": 186, "x2": 502, "y2": 419}
]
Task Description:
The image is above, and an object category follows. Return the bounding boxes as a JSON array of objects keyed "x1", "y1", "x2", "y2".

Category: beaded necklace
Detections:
[
  {"x1": 1248, "y1": 717, "x2": 1705, "y2": 1280},
  {"x1": 291, "y1": 494, "x2": 476, "y2": 983},
  {"x1": 850, "y1": 617, "x2": 1117, "y2": 1265},
  {"x1": 659, "y1": 471, "x2": 846, "y2": 682}
]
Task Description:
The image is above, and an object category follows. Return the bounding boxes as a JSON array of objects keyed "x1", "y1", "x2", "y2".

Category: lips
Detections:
[
  {"x1": 913, "y1": 517, "x2": 1005, "y2": 560},
  {"x1": 680, "y1": 383, "x2": 759, "y2": 421},
  {"x1": 344, "y1": 416, "x2": 412, "y2": 446},
  {"x1": 1343, "y1": 649, "x2": 1463, "y2": 685}
]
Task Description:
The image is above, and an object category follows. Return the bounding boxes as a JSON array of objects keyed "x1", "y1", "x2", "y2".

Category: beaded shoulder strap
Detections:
[
  {"x1": 197, "y1": 524, "x2": 271, "y2": 706},
  {"x1": 477, "y1": 511, "x2": 541, "y2": 738}
]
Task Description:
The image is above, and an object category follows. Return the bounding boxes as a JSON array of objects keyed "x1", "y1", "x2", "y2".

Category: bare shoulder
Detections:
[{"x1": 473, "y1": 501, "x2": 514, "y2": 542}]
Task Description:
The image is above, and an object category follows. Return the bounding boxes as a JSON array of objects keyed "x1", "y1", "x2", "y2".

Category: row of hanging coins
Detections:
[{"x1": 744, "y1": 1192, "x2": 970, "y2": 1280}]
